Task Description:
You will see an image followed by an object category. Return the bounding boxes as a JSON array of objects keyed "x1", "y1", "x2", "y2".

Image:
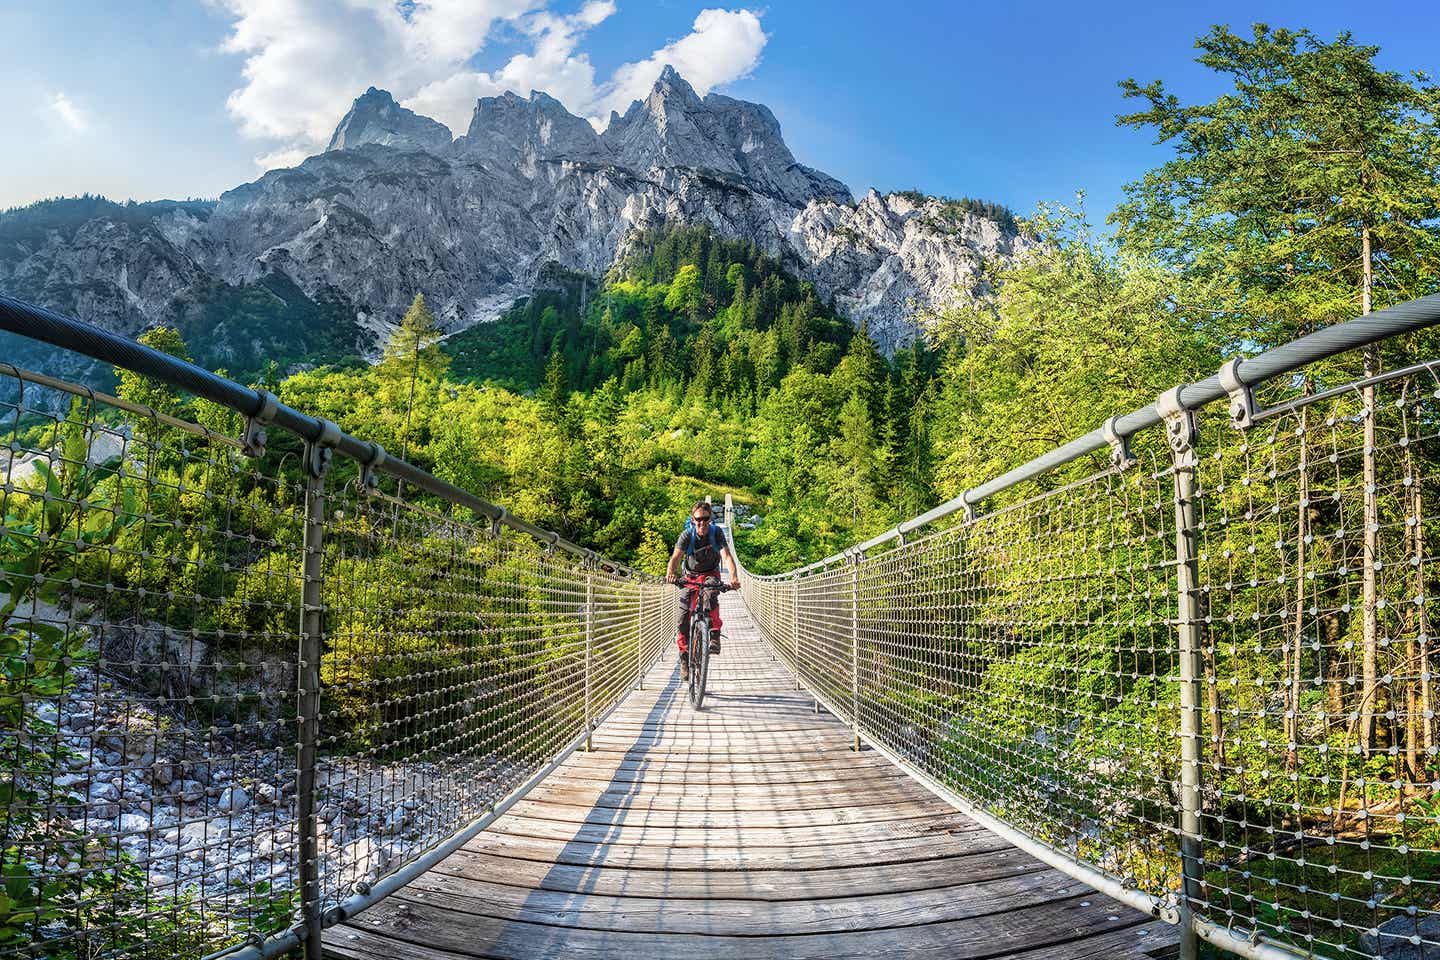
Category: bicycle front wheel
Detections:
[{"x1": 689, "y1": 620, "x2": 708, "y2": 710}]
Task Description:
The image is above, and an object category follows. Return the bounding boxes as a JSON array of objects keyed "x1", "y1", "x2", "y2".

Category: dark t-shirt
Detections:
[{"x1": 676, "y1": 525, "x2": 729, "y2": 575}]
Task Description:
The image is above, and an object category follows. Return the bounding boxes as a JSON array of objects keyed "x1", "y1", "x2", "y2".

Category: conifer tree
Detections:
[{"x1": 383, "y1": 293, "x2": 449, "y2": 380}]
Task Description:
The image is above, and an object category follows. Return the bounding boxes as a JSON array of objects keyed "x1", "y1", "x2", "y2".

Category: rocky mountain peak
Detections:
[
  {"x1": 458, "y1": 89, "x2": 603, "y2": 172},
  {"x1": 325, "y1": 88, "x2": 453, "y2": 153},
  {"x1": 3, "y1": 68, "x2": 1023, "y2": 373},
  {"x1": 598, "y1": 67, "x2": 850, "y2": 206}
]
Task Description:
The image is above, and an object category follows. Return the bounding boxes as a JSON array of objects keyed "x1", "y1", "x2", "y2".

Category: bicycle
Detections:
[{"x1": 675, "y1": 577, "x2": 732, "y2": 710}]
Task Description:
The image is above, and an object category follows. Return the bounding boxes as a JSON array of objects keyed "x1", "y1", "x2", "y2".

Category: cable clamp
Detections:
[
  {"x1": 489, "y1": 507, "x2": 507, "y2": 539},
  {"x1": 1102, "y1": 415, "x2": 1137, "y2": 471},
  {"x1": 304, "y1": 418, "x2": 342, "y2": 478},
  {"x1": 961, "y1": 490, "x2": 978, "y2": 523},
  {"x1": 357, "y1": 441, "x2": 386, "y2": 493},
  {"x1": 1156, "y1": 385, "x2": 1198, "y2": 467},
  {"x1": 1218, "y1": 358, "x2": 1256, "y2": 429},
  {"x1": 242, "y1": 389, "x2": 278, "y2": 458}
]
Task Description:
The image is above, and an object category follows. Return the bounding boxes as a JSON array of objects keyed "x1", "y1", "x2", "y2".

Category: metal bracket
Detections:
[
  {"x1": 1218, "y1": 358, "x2": 1257, "y2": 429},
  {"x1": 961, "y1": 491, "x2": 978, "y2": 523},
  {"x1": 356, "y1": 441, "x2": 386, "y2": 493},
  {"x1": 303, "y1": 419, "x2": 342, "y2": 478},
  {"x1": 1156, "y1": 385, "x2": 1198, "y2": 467},
  {"x1": 1102, "y1": 415, "x2": 1137, "y2": 471},
  {"x1": 489, "y1": 507, "x2": 507, "y2": 539},
  {"x1": 242, "y1": 389, "x2": 278, "y2": 458}
]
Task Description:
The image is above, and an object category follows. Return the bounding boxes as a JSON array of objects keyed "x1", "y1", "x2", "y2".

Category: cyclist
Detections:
[{"x1": 664, "y1": 500, "x2": 740, "y2": 681}]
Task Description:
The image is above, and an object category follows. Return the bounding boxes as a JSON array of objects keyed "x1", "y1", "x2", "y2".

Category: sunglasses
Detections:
[{"x1": 692, "y1": 516, "x2": 712, "y2": 523}]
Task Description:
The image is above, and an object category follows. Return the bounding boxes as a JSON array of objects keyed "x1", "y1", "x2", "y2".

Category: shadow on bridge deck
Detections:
[{"x1": 322, "y1": 595, "x2": 1179, "y2": 960}]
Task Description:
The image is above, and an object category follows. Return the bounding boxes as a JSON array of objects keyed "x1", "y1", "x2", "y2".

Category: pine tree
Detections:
[{"x1": 382, "y1": 293, "x2": 449, "y2": 380}]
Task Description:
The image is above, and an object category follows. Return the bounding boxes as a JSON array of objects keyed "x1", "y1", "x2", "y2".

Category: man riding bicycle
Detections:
[{"x1": 664, "y1": 500, "x2": 740, "y2": 681}]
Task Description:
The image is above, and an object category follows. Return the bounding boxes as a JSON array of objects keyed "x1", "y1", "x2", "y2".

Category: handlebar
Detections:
[{"x1": 669, "y1": 578, "x2": 735, "y2": 591}]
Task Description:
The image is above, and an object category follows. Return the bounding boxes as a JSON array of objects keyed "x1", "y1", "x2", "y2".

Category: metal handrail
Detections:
[
  {"x1": 0, "y1": 293, "x2": 638, "y2": 575},
  {"x1": 768, "y1": 292, "x2": 1440, "y2": 578}
]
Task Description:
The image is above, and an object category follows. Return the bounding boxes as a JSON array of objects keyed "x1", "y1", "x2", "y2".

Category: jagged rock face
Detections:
[
  {"x1": 325, "y1": 87, "x2": 452, "y2": 153},
  {"x1": 458, "y1": 90, "x2": 606, "y2": 175},
  {"x1": 601, "y1": 66, "x2": 850, "y2": 208},
  {"x1": 790, "y1": 190, "x2": 1021, "y2": 353},
  {"x1": 1, "y1": 68, "x2": 1023, "y2": 364}
]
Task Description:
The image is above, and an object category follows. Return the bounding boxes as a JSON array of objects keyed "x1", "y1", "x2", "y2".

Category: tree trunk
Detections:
[
  {"x1": 1287, "y1": 411, "x2": 1308, "y2": 770},
  {"x1": 1360, "y1": 224, "x2": 1382, "y2": 755},
  {"x1": 1324, "y1": 610, "x2": 1346, "y2": 720},
  {"x1": 1411, "y1": 412, "x2": 1434, "y2": 778}
]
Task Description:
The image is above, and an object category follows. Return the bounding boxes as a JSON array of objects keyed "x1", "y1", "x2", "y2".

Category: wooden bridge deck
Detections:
[{"x1": 323, "y1": 594, "x2": 1178, "y2": 960}]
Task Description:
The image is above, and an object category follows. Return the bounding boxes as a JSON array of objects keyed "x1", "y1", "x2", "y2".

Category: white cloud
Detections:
[
  {"x1": 49, "y1": 92, "x2": 89, "y2": 134},
  {"x1": 218, "y1": 0, "x2": 539, "y2": 167},
  {"x1": 594, "y1": 9, "x2": 767, "y2": 120},
  {"x1": 217, "y1": 2, "x2": 769, "y2": 170}
]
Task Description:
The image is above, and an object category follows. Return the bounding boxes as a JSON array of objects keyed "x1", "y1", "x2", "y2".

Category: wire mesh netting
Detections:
[
  {"x1": 745, "y1": 453, "x2": 1186, "y2": 901},
  {"x1": 740, "y1": 354, "x2": 1440, "y2": 960},
  {"x1": 1189, "y1": 365, "x2": 1440, "y2": 957},
  {"x1": 0, "y1": 362, "x2": 673, "y2": 959}
]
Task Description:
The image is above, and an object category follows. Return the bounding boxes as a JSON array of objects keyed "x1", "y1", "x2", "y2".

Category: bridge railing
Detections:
[
  {"x1": 737, "y1": 294, "x2": 1440, "y2": 960},
  {"x1": 0, "y1": 295, "x2": 676, "y2": 960}
]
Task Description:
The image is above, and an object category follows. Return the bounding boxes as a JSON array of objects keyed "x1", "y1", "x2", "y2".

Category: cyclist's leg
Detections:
[
  {"x1": 677, "y1": 583, "x2": 697, "y2": 679},
  {"x1": 707, "y1": 597, "x2": 722, "y2": 654}
]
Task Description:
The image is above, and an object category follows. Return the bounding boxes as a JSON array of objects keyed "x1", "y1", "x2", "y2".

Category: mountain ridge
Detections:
[{"x1": 0, "y1": 68, "x2": 1024, "y2": 382}]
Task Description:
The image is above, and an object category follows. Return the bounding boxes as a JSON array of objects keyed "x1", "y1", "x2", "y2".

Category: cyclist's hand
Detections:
[
  {"x1": 665, "y1": 573, "x2": 677, "y2": 584},
  {"x1": 728, "y1": 579, "x2": 740, "y2": 590}
]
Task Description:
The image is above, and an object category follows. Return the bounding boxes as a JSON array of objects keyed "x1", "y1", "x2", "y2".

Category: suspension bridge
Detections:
[{"x1": 3, "y1": 291, "x2": 1440, "y2": 960}]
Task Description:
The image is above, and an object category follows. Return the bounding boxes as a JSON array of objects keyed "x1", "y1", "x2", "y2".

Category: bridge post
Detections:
[
  {"x1": 850, "y1": 553, "x2": 861, "y2": 752},
  {"x1": 793, "y1": 579, "x2": 802, "y2": 692},
  {"x1": 637, "y1": 583, "x2": 645, "y2": 690},
  {"x1": 584, "y1": 562, "x2": 594, "y2": 751},
  {"x1": 1159, "y1": 387, "x2": 1204, "y2": 960},
  {"x1": 297, "y1": 426, "x2": 338, "y2": 960}
]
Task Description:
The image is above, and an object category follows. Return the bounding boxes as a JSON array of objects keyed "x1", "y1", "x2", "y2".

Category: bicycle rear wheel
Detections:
[{"x1": 689, "y1": 620, "x2": 708, "y2": 710}]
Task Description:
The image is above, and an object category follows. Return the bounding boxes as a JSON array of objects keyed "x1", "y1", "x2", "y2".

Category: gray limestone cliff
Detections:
[
  {"x1": 326, "y1": 87, "x2": 452, "y2": 153},
  {"x1": 1, "y1": 68, "x2": 1024, "y2": 371}
]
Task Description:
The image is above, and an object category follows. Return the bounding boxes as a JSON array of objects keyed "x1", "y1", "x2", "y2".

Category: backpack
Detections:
[{"x1": 682, "y1": 517, "x2": 722, "y2": 557}]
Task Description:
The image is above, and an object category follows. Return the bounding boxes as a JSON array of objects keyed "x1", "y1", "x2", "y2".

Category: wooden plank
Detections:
[
  {"x1": 424, "y1": 847, "x2": 1047, "y2": 900},
  {"x1": 386, "y1": 868, "x2": 1077, "y2": 935},
  {"x1": 325, "y1": 893, "x2": 1150, "y2": 960},
  {"x1": 460, "y1": 828, "x2": 1014, "y2": 871},
  {"x1": 485, "y1": 810, "x2": 974, "y2": 848},
  {"x1": 556, "y1": 751, "x2": 901, "y2": 773},
  {"x1": 519, "y1": 779, "x2": 946, "y2": 811},
  {"x1": 503, "y1": 797, "x2": 956, "y2": 830}
]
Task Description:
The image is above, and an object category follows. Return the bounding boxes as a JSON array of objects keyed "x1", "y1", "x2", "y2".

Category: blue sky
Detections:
[{"x1": 2, "y1": 1, "x2": 1436, "y2": 225}]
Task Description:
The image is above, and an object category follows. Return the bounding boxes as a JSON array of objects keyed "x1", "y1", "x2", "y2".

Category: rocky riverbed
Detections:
[{"x1": 26, "y1": 659, "x2": 526, "y2": 936}]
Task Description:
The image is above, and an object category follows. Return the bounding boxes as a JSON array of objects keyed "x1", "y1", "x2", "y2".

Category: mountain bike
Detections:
[{"x1": 677, "y1": 577, "x2": 732, "y2": 710}]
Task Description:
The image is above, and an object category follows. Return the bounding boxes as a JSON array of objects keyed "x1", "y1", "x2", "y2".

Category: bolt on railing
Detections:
[
  {"x1": 0, "y1": 294, "x2": 677, "y2": 959},
  {"x1": 738, "y1": 294, "x2": 1440, "y2": 960}
]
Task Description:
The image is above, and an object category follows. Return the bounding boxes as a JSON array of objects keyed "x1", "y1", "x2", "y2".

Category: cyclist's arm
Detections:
[
  {"x1": 665, "y1": 545, "x2": 685, "y2": 583},
  {"x1": 723, "y1": 546, "x2": 740, "y2": 588}
]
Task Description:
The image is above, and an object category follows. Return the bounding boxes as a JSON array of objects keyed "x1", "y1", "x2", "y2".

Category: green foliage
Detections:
[
  {"x1": 0, "y1": 411, "x2": 146, "y2": 951},
  {"x1": 382, "y1": 292, "x2": 449, "y2": 380},
  {"x1": 930, "y1": 201, "x2": 1221, "y2": 498},
  {"x1": 1113, "y1": 23, "x2": 1440, "y2": 347}
]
